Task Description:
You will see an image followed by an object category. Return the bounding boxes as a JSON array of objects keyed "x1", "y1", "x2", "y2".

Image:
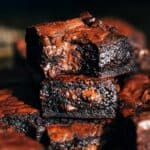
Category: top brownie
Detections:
[{"x1": 26, "y1": 13, "x2": 135, "y2": 78}]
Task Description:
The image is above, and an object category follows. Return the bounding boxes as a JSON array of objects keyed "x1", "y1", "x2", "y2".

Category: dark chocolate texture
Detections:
[{"x1": 40, "y1": 75, "x2": 118, "y2": 119}]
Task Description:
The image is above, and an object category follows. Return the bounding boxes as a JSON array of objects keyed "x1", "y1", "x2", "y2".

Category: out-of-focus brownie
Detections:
[
  {"x1": 134, "y1": 48, "x2": 150, "y2": 73},
  {"x1": 0, "y1": 122, "x2": 44, "y2": 150},
  {"x1": 40, "y1": 75, "x2": 119, "y2": 119},
  {"x1": 26, "y1": 13, "x2": 135, "y2": 78},
  {"x1": 46, "y1": 122, "x2": 107, "y2": 150},
  {"x1": 0, "y1": 89, "x2": 39, "y2": 135},
  {"x1": 119, "y1": 74, "x2": 150, "y2": 117},
  {"x1": 133, "y1": 111, "x2": 150, "y2": 150}
]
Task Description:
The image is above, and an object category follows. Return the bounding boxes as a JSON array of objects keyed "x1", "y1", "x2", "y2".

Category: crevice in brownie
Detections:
[{"x1": 75, "y1": 41, "x2": 99, "y2": 76}]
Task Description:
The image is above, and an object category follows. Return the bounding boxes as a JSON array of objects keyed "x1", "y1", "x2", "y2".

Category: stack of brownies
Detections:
[
  {"x1": 25, "y1": 12, "x2": 137, "y2": 149},
  {"x1": 0, "y1": 12, "x2": 149, "y2": 150}
]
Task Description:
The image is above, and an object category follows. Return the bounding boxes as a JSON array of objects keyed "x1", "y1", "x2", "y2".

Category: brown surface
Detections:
[
  {"x1": 0, "y1": 89, "x2": 37, "y2": 118},
  {"x1": 0, "y1": 122, "x2": 43, "y2": 150},
  {"x1": 119, "y1": 74, "x2": 150, "y2": 117},
  {"x1": 33, "y1": 18, "x2": 85, "y2": 37},
  {"x1": 47, "y1": 122, "x2": 104, "y2": 143}
]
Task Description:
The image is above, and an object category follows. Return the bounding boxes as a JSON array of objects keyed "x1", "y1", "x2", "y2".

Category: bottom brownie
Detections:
[
  {"x1": 0, "y1": 122, "x2": 44, "y2": 150},
  {"x1": 45, "y1": 122, "x2": 110, "y2": 150},
  {"x1": 133, "y1": 111, "x2": 150, "y2": 150}
]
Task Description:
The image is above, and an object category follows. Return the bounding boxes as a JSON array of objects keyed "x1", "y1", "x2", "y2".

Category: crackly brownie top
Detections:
[
  {"x1": 29, "y1": 18, "x2": 85, "y2": 37},
  {"x1": 27, "y1": 13, "x2": 127, "y2": 47},
  {"x1": 0, "y1": 122, "x2": 43, "y2": 150},
  {"x1": 47, "y1": 122, "x2": 104, "y2": 143},
  {"x1": 0, "y1": 90, "x2": 37, "y2": 118}
]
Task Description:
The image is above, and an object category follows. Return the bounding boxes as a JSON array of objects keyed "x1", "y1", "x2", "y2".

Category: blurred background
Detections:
[{"x1": 0, "y1": 0, "x2": 150, "y2": 90}]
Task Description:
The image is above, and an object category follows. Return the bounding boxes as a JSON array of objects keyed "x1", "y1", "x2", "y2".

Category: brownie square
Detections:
[
  {"x1": 133, "y1": 111, "x2": 150, "y2": 150},
  {"x1": 46, "y1": 122, "x2": 106, "y2": 150},
  {"x1": 26, "y1": 13, "x2": 135, "y2": 78},
  {"x1": 0, "y1": 89, "x2": 39, "y2": 136},
  {"x1": 40, "y1": 75, "x2": 118, "y2": 119},
  {"x1": 0, "y1": 122, "x2": 44, "y2": 150}
]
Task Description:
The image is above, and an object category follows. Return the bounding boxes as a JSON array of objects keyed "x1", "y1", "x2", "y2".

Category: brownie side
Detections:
[
  {"x1": 40, "y1": 75, "x2": 118, "y2": 119},
  {"x1": 0, "y1": 122, "x2": 44, "y2": 150},
  {"x1": 97, "y1": 33, "x2": 136, "y2": 77},
  {"x1": 46, "y1": 122, "x2": 104, "y2": 150}
]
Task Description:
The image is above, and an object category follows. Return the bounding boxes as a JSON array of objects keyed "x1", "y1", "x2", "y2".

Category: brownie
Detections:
[
  {"x1": 101, "y1": 17, "x2": 147, "y2": 49},
  {"x1": 0, "y1": 89, "x2": 40, "y2": 136},
  {"x1": 119, "y1": 74, "x2": 150, "y2": 117},
  {"x1": 40, "y1": 75, "x2": 119, "y2": 119},
  {"x1": 0, "y1": 122, "x2": 44, "y2": 150},
  {"x1": 46, "y1": 122, "x2": 106, "y2": 150},
  {"x1": 26, "y1": 13, "x2": 135, "y2": 78},
  {"x1": 133, "y1": 111, "x2": 150, "y2": 150}
]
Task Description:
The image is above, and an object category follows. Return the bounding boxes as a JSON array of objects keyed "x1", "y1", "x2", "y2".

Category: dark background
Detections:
[{"x1": 0, "y1": 0, "x2": 150, "y2": 38}]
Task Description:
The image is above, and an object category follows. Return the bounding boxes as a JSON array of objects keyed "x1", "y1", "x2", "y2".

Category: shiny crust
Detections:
[{"x1": 0, "y1": 122, "x2": 43, "y2": 150}]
